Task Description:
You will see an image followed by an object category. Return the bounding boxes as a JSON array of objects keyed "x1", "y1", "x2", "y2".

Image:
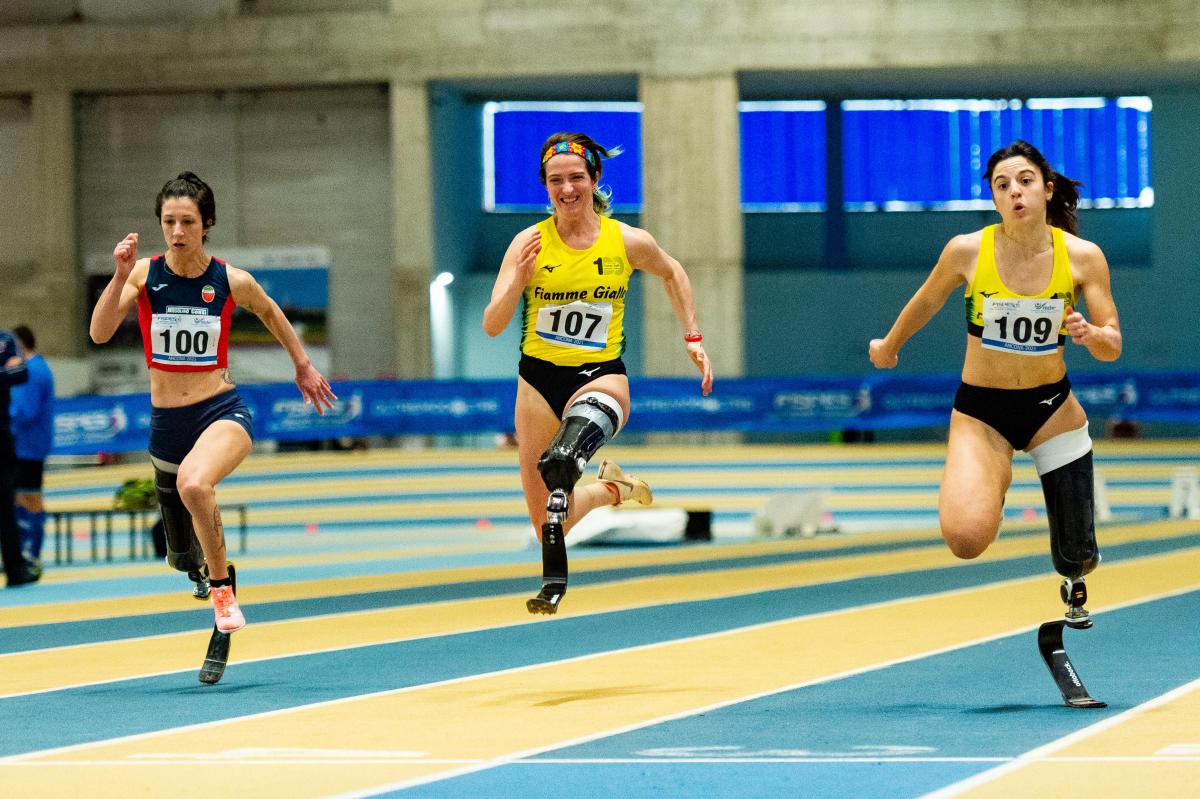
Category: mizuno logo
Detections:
[
  {"x1": 151, "y1": 283, "x2": 169, "y2": 291},
  {"x1": 1039, "y1": 393, "x2": 1061, "y2": 406},
  {"x1": 981, "y1": 291, "x2": 998, "y2": 297},
  {"x1": 578, "y1": 366, "x2": 601, "y2": 377},
  {"x1": 543, "y1": 264, "x2": 560, "y2": 273}
]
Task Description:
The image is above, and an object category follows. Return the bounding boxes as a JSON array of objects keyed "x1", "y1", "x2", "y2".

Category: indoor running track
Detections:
[{"x1": 2, "y1": 519, "x2": 1199, "y2": 797}]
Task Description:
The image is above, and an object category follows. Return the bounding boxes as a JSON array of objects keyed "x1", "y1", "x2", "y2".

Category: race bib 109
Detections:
[{"x1": 981, "y1": 297, "x2": 1064, "y2": 356}]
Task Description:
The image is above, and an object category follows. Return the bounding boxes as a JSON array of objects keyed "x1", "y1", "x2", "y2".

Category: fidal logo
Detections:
[{"x1": 201, "y1": 285, "x2": 216, "y2": 303}]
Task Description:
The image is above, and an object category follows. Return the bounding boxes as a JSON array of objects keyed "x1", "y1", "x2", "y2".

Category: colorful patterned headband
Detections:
[{"x1": 541, "y1": 140, "x2": 597, "y2": 166}]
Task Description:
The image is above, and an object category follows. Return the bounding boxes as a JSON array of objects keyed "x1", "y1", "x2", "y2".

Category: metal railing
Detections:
[{"x1": 49, "y1": 506, "x2": 248, "y2": 564}]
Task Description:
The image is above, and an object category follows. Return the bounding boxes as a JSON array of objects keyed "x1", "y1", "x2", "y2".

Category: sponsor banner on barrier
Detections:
[
  {"x1": 52, "y1": 395, "x2": 152, "y2": 455},
  {"x1": 1128, "y1": 372, "x2": 1200, "y2": 422},
  {"x1": 48, "y1": 371, "x2": 1199, "y2": 455},
  {"x1": 859, "y1": 374, "x2": 960, "y2": 430}
]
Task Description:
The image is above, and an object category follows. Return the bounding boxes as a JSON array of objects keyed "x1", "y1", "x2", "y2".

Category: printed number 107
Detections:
[{"x1": 547, "y1": 309, "x2": 602, "y2": 338}]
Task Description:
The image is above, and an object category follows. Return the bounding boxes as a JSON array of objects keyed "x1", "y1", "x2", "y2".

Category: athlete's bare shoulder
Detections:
[
  {"x1": 1061, "y1": 229, "x2": 1105, "y2": 263},
  {"x1": 615, "y1": 220, "x2": 657, "y2": 260},
  {"x1": 937, "y1": 230, "x2": 982, "y2": 274},
  {"x1": 127, "y1": 258, "x2": 152, "y2": 289}
]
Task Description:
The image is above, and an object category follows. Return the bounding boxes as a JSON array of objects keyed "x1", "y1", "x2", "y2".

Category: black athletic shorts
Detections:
[
  {"x1": 149, "y1": 388, "x2": 254, "y2": 467},
  {"x1": 953, "y1": 375, "x2": 1072, "y2": 451},
  {"x1": 12, "y1": 459, "x2": 44, "y2": 492},
  {"x1": 518, "y1": 354, "x2": 627, "y2": 418}
]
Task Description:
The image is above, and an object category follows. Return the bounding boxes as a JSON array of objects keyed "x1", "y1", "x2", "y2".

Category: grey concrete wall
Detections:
[
  {"x1": 0, "y1": 97, "x2": 34, "y2": 273},
  {"x1": 74, "y1": 87, "x2": 392, "y2": 381},
  {"x1": 2, "y1": 1, "x2": 1198, "y2": 380}
]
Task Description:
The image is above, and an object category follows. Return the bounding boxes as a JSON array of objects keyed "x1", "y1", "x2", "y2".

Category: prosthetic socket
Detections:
[
  {"x1": 537, "y1": 393, "x2": 622, "y2": 497},
  {"x1": 155, "y1": 467, "x2": 205, "y2": 573},
  {"x1": 1038, "y1": 450, "x2": 1100, "y2": 580}
]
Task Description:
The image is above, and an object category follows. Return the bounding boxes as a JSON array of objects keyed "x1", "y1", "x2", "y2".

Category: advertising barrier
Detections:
[{"x1": 50, "y1": 371, "x2": 1200, "y2": 455}]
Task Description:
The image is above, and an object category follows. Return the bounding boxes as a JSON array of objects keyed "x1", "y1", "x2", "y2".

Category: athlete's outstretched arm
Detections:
[
  {"x1": 483, "y1": 227, "x2": 540, "y2": 337},
  {"x1": 90, "y1": 233, "x2": 147, "y2": 344},
  {"x1": 1065, "y1": 240, "x2": 1122, "y2": 361},
  {"x1": 621, "y1": 224, "x2": 713, "y2": 396},
  {"x1": 229, "y1": 266, "x2": 337, "y2": 414},
  {"x1": 869, "y1": 234, "x2": 972, "y2": 369}
]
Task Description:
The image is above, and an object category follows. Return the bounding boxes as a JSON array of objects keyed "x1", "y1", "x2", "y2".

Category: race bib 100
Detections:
[
  {"x1": 535, "y1": 300, "x2": 612, "y2": 351},
  {"x1": 981, "y1": 297, "x2": 1064, "y2": 356},
  {"x1": 150, "y1": 307, "x2": 221, "y2": 366}
]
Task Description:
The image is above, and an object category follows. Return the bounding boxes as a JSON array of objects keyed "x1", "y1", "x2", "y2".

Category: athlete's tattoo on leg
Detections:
[{"x1": 212, "y1": 508, "x2": 226, "y2": 556}]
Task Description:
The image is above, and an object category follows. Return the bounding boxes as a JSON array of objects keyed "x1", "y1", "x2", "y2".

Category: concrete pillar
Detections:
[
  {"x1": 389, "y1": 80, "x2": 434, "y2": 378},
  {"x1": 1149, "y1": 90, "x2": 1200, "y2": 369},
  {"x1": 639, "y1": 73, "x2": 744, "y2": 378},
  {"x1": 30, "y1": 90, "x2": 79, "y2": 356}
]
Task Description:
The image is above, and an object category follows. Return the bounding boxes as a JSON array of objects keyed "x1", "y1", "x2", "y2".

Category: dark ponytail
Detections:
[
  {"x1": 1045, "y1": 169, "x2": 1082, "y2": 236},
  {"x1": 155, "y1": 171, "x2": 217, "y2": 241},
  {"x1": 984, "y1": 140, "x2": 1082, "y2": 235}
]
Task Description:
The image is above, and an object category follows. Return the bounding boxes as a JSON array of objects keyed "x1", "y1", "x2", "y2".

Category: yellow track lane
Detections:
[
  {"x1": 31, "y1": 540, "x2": 525, "y2": 586},
  {"x1": 2, "y1": 533, "x2": 969, "y2": 696},
  {"x1": 4, "y1": 548, "x2": 1199, "y2": 799},
  {"x1": 949, "y1": 679, "x2": 1200, "y2": 798},
  {"x1": 0, "y1": 525, "x2": 951, "y2": 627},
  {"x1": 1, "y1": 522, "x2": 1194, "y2": 699},
  {"x1": 3, "y1": 519, "x2": 1186, "y2": 629}
]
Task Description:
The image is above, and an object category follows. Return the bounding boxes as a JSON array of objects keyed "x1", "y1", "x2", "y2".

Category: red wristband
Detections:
[{"x1": 684, "y1": 332, "x2": 703, "y2": 343}]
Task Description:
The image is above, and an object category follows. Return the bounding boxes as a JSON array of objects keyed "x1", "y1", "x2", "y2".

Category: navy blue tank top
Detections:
[{"x1": 136, "y1": 255, "x2": 234, "y2": 372}]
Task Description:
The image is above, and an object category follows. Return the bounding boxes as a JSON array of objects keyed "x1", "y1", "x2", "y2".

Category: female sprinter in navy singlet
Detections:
[{"x1": 90, "y1": 172, "x2": 336, "y2": 633}]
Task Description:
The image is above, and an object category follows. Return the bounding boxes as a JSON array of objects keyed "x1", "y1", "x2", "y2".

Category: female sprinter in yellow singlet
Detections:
[
  {"x1": 484, "y1": 133, "x2": 713, "y2": 613},
  {"x1": 869, "y1": 140, "x2": 1121, "y2": 624}
]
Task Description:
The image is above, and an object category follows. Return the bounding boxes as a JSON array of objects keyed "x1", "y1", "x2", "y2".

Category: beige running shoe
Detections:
[
  {"x1": 211, "y1": 585, "x2": 246, "y2": 632},
  {"x1": 597, "y1": 460, "x2": 653, "y2": 505}
]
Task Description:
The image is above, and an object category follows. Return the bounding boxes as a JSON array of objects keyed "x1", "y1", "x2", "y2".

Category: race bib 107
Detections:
[{"x1": 535, "y1": 300, "x2": 612, "y2": 351}]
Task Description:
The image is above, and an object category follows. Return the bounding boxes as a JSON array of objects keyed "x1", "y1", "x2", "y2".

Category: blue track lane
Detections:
[
  {"x1": 3, "y1": 534, "x2": 1197, "y2": 757},
  {"x1": 2, "y1": 531, "x2": 1194, "y2": 653},
  {"x1": 394, "y1": 592, "x2": 1200, "y2": 798}
]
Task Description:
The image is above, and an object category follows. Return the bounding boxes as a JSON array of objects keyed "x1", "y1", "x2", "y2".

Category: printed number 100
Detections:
[{"x1": 159, "y1": 329, "x2": 210, "y2": 355}]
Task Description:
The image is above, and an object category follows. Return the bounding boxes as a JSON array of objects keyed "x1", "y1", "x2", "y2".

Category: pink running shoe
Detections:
[{"x1": 211, "y1": 585, "x2": 246, "y2": 632}]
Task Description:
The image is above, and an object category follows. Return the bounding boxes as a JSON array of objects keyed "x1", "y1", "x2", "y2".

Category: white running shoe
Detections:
[{"x1": 597, "y1": 460, "x2": 653, "y2": 505}]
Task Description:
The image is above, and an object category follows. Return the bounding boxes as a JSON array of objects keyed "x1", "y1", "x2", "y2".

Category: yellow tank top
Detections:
[
  {"x1": 520, "y1": 215, "x2": 631, "y2": 366},
  {"x1": 965, "y1": 224, "x2": 1077, "y2": 353}
]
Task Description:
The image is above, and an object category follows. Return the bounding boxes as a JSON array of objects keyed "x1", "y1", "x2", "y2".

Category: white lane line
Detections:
[
  {"x1": 3, "y1": 561, "x2": 1197, "y2": 789},
  {"x1": 6, "y1": 755, "x2": 1200, "y2": 769},
  {"x1": 918, "y1": 676, "x2": 1200, "y2": 798},
  {"x1": 2, "y1": 570, "x2": 1067, "y2": 765}
]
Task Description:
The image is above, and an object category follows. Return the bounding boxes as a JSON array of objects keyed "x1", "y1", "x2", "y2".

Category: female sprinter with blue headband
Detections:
[
  {"x1": 484, "y1": 132, "x2": 713, "y2": 614},
  {"x1": 869, "y1": 140, "x2": 1121, "y2": 628}
]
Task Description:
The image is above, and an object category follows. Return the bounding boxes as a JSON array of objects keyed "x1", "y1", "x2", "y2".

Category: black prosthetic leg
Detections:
[
  {"x1": 1042, "y1": 451, "x2": 1101, "y2": 624},
  {"x1": 526, "y1": 490, "x2": 569, "y2": 615},
  {"x1": 526, "y1": 396, "x2": 619, "y2": 616},
  {"x1": 155, "y1": 468, "x2": 210, "y2": 600},
  {"x1": 1036, "y1": 450, "x2": 1105, "y2": 708}
]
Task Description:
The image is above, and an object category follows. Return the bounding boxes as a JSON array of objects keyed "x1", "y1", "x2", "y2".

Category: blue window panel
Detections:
[
  {"x1": 486, "y1": 101, "x2": 829, "y2": 213},
  {"x1": 738, "y1": 101, "x2": 826, "y2": 211},
  {"x1": 842, "y1": 98, "x2": 1152, "y2": 211},
  {"x1": 484, "y1": 102, "x2": 643, "y2": 212}
]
